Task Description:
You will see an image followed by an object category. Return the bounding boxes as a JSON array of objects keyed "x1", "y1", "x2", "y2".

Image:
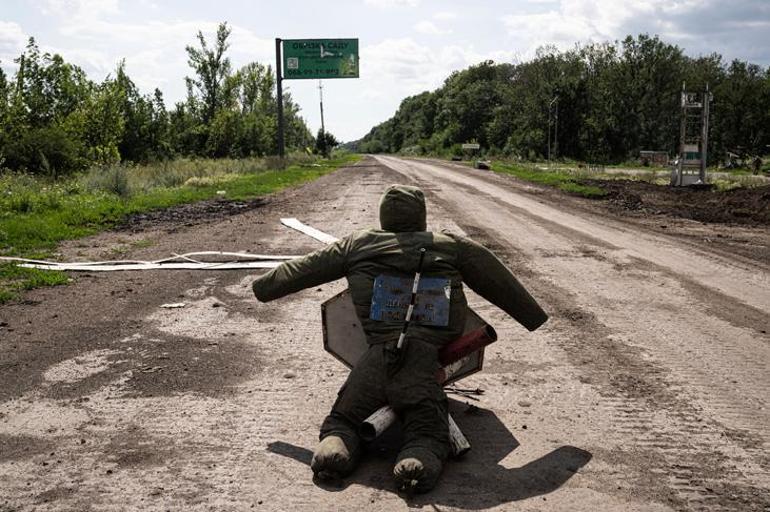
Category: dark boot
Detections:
[
  {"x1": 393, "y1": 447, "x2": 443, "y2": 494},
  {"x1": 387, "y1": 339, "x2": 450, "y2": 494},
  {"x1": 316, "y1": 345, "x2": 388, "y2": 482},
  {"x1": 311, "y1": 435, "x2": 356, "y2": 481}
]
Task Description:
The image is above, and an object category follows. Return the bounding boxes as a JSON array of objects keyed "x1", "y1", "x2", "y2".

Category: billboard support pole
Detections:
[
  {"x1": 319, "y1": 80, "x2": 325, "y2": 135},
  {"x1": 275, "y1": 38, "x2": 285, "y2": 159}
]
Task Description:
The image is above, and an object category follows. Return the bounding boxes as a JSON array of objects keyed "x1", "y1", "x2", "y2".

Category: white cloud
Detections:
[
  {"x1": 36, "y1": 0, "x2": 120, "y2": 20},
  {"x1": 501, "y1": 0, "x2": 770, "y2": 61},
  {"x1": 362, "y1": 37, "x2": 515, "y2": 93},
  {"x1": 501, "y1": 0, "x2": 701, "y2": 58},
  {"x1": 414, "y1": 20, "x2": 452, "y2": 35},
  {"x1": 353, "y1": 37, "x2": 517, "y2": 137},
  {"x1": 4, "y1": 0, "x2": 768, "y2": 142},
  {"x1": 502, "y1": 0, "x2": 770, "y2": 65},
  {"x1": 364, "y1": 0, "x2": 419, "y2": 7},
  {"x1": 503, "y1": 10, "x2": 598, "y2": 54},
  {"x1": 24, "y1": 3, "x2": 274, "y2": 100},
  {"x1": 0, "y1": 21, "x2": 28, "y2": 64},
  {"x1": 433, "y1": 11, "x2": 457, "y2": 21}
]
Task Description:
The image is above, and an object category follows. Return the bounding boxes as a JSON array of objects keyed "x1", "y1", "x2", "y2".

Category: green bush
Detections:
[
  {"x1": 2, "y1": 126, "x2": 84, "y2": 176},
  {"x1": 81, "y1": 165, "x2": 133, "y2": 198}
]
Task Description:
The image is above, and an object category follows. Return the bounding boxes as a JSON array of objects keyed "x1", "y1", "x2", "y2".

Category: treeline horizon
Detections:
[
  {"x1": 357, "y1": 34, "x2": 770, "y2": 164},
  {"x1": 0, "y1": 22, "x2": 313, "y2": 176}
]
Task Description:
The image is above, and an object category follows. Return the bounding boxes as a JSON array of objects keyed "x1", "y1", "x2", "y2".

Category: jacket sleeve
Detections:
[
  {"x1": 452, "y1": 234, "x2": 548, "y2": 331},
  {"x1": 252, "y1": 237, "x2": 350, "y2": 302}
]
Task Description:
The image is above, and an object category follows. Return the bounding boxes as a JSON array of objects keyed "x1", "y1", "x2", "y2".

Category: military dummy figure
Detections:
[{"x1": 253, "y1": 185, "x2": 547, "y2": 493}]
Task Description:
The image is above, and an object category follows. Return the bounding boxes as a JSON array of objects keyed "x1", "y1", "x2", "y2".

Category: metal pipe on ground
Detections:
[
  {"x1": 359, "y1": 325, "x2": 498, "y2": 457},
  {"x1": 359, "y1": 407, "x2": 398, "y2": 441},
  {"x1": 359, "y1": 351, "x2": 473, "y2": 444},
  {"x1": 448, "y1": 414, "x2": 471, "y2": 457},
  {"x1": 360, "y1": 408, "x2": 470, "y2": 458},
  {"x1": 438, "y1": 324, "x2": 497, "y2": 367},
  {"x1": 359, "y1": 355, "x2": 474, "y2": 456}
]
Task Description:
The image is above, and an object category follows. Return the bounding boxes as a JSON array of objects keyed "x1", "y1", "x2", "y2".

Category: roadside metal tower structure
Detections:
[{"x1": 672, "y1": 83, "x2": 711, "y2": 186}]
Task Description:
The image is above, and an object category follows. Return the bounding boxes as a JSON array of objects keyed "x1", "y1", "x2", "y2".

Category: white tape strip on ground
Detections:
[
  {"x1": 280, "y1": 218, "x2": 339, "y2": 244},
  {"x1": 0, "y1": 221, "x2": 338, "y2": 273},
  {"x1": 9, "y1": 261, "x2": 284, "y2": 271},
  {"x1": 0, "y1": 251, "x2": 296, "y2": 272}
]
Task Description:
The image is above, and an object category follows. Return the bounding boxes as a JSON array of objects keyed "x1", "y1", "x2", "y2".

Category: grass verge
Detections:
[
  {"x1": 489, "y1": 162, "x2": 607, "y2": 198},
  {"x1": 0, "y1": 153, "x2": 360, "y2": 302},
  {"x1": 0, "y1": 264, "x2": 70, "y2": 303}
]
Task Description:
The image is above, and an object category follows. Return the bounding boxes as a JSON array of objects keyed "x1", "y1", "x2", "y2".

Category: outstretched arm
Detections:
[
  {"x1": 252, "y1": 238, "x2": 350, "y2": 302},
  {"x1": 453, "y1": 234, "x2": 548, "y2": 331}
]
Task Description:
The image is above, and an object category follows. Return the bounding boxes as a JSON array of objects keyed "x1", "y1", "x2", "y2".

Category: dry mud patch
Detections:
[{"x1": 3, "y1": 157, "x2": 770, "y2": 511}]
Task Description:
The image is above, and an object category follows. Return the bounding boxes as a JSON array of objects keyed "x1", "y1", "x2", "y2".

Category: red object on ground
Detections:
[{"x1": 438, "y1": 325, "x2": 498, "y2": 366}]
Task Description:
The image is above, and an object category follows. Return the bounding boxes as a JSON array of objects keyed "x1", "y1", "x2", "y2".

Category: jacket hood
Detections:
[{"x1": 379, "y1": 184, "x2": 427, "y2": 232}]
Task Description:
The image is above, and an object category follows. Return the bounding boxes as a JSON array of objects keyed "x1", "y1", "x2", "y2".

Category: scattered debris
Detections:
[
  {"x1": 140, "y1": 366, "x2": 167, "y2": 373},
  {"x1": 1, "y1": 222, "x2": 337, "y2": 274},
  {"x1": 588, "y1": 179, "x2": 770, "y2": 225},
  {"x1": 445, "y1": 386, "x2": 485, "y2": 401},
  {"x1": 117, "y1": 197, "x2": 268, "y2": 232},
  {"x1": 280, "y1": 218, "x2": 340, "y2": 244},
  {"x1": 0, "y1": 251, "x2": 299, "y2": 272}
]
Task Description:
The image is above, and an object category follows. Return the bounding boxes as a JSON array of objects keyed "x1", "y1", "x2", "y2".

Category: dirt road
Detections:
[{"x1": 1, "y1": 156, "x2": 768, "y2": 511}]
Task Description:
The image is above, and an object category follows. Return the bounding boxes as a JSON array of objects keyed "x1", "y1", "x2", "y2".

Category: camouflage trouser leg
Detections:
[
  {"x1": 387, "y1": 338, "x2": 450, "y2": 491},
  {"x1": 319, "y1": 345, "x2": 388, "y2": 470},
  {"x1": 319, "y1": 338, "x2": 449, "y2": 485}
]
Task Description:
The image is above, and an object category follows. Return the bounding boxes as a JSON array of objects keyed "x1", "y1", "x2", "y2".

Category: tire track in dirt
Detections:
[
  {"x1": 377, "y1": 155, "x2": 770, "y2": 511},
  {"x1": 384, "y1": 157, "x2": 770, "y2": 313},
  {"x1": 2, "y1": 157, "x2": 767, "y2": 511},
  {"x1": 0, "y1": 162, "x2": 410, "y2": 511}
]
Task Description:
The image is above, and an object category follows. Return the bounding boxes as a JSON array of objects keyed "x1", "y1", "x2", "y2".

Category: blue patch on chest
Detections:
[{"x1": 370, "y1": 275, "x2": 451, "y2": 327}]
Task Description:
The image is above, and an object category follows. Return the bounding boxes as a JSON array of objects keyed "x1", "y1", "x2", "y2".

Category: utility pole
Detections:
[
  {"x1": 547, "y1": 96, "x2": 558, "y2": 165},
  {"x1": 553, "y1": 98, "x2": 558, "y2": 159},
  {"x1": 318, "y1": 80, "x2": 325, "y2": 135},
  {"x1": 16, "y1": 54, "x2": 25, "y2": 96},
  {"x1": 547, "y1": 111, "x2": 551, "y2": 164},
  {"x1": 275, "y1": 38, "x2": 285, "y2": 159},
  {"x1": 701, "y1": 83, "x2": 710, "y2": 178}
]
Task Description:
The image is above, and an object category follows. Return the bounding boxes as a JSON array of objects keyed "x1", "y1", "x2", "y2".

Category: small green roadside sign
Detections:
[{"x1": 282, "y1": 39, "x2": 359, "y2": 80}]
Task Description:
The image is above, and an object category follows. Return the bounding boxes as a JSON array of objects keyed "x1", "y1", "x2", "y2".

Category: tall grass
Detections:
[
  {"x1": 0, "y1": 152, "x2": 359, "y2": 302},
  {"x1": 490, "y1": 162, "x2": 608, "y2": 198},
  {"x1": 487, "y1": 158, "x2": 770, "y2": 191},
  {"x1": 78, "y1": 153, "x2": 319, "y2": 198}
]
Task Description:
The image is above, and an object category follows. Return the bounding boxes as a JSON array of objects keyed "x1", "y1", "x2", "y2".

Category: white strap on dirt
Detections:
[
  {"x1": 280, "y1": 218, "x2": 339, "y2": 244},
  {"x1": 0, "y1": 251, "x2": 296, "y2": 272},
  {"x1": 1, "y1": 218, "x2": 339, "y2": 273},
  {"x1": 8, "y1": 261, "x2": 284, "y2": 271}
]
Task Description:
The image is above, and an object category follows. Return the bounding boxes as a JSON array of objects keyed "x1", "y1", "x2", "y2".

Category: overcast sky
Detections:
[{"x1": 1, "y1": 0, "x2": 769, "y2": 141}]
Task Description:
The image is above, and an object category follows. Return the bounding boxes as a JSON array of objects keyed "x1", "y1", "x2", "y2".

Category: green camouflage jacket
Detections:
[{"x1": 253, "y1": 185, "x2": 547, "y2": 345}]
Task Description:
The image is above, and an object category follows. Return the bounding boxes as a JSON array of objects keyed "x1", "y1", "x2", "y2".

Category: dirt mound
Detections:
[
  {"x1": 586, "y1": 179, "x2": 770, "y2": 225},
  {"x1": 117, "y1": 197, "x2": 268, "y2": 232}
]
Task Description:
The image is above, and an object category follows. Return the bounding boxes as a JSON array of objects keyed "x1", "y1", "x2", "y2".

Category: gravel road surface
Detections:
[{"x1": 1, "y1": 156, "x2": 768, "y2": 511}]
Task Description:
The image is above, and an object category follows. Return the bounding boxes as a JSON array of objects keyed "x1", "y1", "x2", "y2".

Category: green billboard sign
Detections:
[{"x1": 282, "y1": 39, "x2": 359, "y2": 80}]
